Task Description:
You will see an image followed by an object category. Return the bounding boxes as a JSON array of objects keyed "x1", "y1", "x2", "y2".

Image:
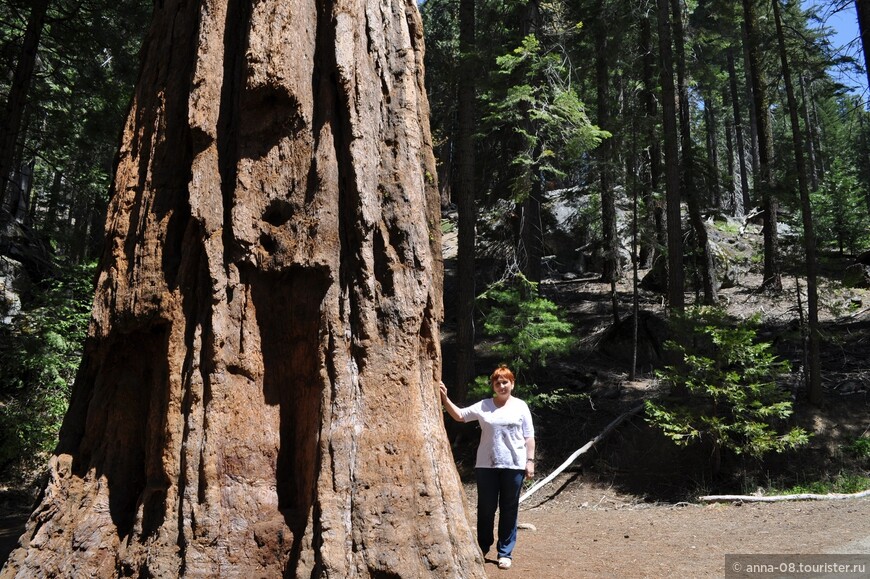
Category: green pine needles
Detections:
[
  {"x1": 479, "y1": 274, "x2": 575, "y2": 375},
  {"x1": 812, "y1": 158, "x2": 870, "y2": 255},
  {"x1": 484, "y1": 34, "x2": 609, "y2": 203},
  {"x1": 645, "y1": 308, "x2": 809, "y2": 467},
  {"x1": 0, "y1": 262, "x2": 95, "y2": 478},
  {"x1": 471, "y1": 274, "x2": 579, "y2": 409}
]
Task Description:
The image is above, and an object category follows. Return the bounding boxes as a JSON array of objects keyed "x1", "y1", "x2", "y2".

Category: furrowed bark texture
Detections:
[{"x1": 1, "y1": 0, "x2": 485, "y2": 577}]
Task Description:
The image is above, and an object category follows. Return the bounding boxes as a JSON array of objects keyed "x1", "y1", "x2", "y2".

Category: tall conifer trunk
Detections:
[
  {"x1": 669, "y1": 0, "x2": 716, "y2": 305},
  {"x1": 518, "y1": 0, "x2": 543, "y2": 284},
  {"x1": 727, "y1": 49, "x2": 750, "y2": 216},
  {"x1": 798, "y1": 75, "x2": 819, "y2": 192},
  {"x1": 742, "y1": 0, "x2": 782, "y2": 290},
  {"x1": 640, "y1": 11, "x2": 664, "y2": 268},
  {"x1": 657, "y1": 0, "x2": 685, "y2": 312},
  {"x1": 742, "y1": 21, "x2": 761, "y2": 185},
  {"x1": 856, "y1": 0, "x2": 870, "y2": 94},
  {"x1": 772, "y1": 0, "x2": 821, "y2": 405},
  {"x1": 0, "y1": 0, "x2": 49, "y2": 223},
  {"x1": 594, "y1": 4, "x2": 616, "y2": 276},
  {"x1": 596, "y1": 0, "x2": 620, "y2": 322},
  {"x1": 455, "y1": 0, "x2": 477, "y2": 402},
  {"x1": 703, "y1": 93, "x2": 721, "y2": 209},
  {"x1": 1, "y1": 0, "x2": 485, "y2": 576}
]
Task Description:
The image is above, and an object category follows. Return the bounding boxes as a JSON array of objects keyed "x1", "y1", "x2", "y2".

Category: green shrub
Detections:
[
  {"x1": 812, "y1": 159, "x2": 870, "y2": 255},
  {"x1": 772, "y1": 473, "x2": 870, "y2": 495},
  {"x1": 478, "y1": 274, "x2": 575, "y2": 375},
  {"x1": 645, "y1": 307, "x2": 809, "y2": 470},
  {"x1": 846, "y1": 436, "x2": 870, "y2": 459},
  {"x1": 0, "y1": 262, "x2": 95, "y2": 477},
  {"x1": 484, "y1": 34, "x2": 609, "y2": 202},
  {"x1": 474, "y1": 274, "x2": 577, "y2": 409},
  {"x1": 467, "y1": 374, "x2": 588, "y2": 411}
]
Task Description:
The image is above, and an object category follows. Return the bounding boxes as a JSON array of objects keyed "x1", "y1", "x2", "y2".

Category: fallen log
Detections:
[
  {"x1": 739, "y1": 208, "x2": 763, "y2": 235},
  {"x1": 519, "y1": 402, "x2": 645, "y2": 504},
  {"x1": 699, "y1": 489, "x2": 870, "y2": 503}
]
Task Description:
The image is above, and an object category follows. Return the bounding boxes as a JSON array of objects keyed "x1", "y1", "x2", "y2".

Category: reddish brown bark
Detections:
[{"x1": 1, "y1": 0, "x2": 485, "y2": 576}]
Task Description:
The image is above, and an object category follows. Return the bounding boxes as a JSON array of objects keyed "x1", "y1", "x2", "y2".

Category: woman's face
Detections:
[{"x1": 491, "y1": 376, "x2": 514, "y2": 399}]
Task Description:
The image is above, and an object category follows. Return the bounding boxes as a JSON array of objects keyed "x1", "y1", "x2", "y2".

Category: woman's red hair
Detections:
[{"x1": 489, "y1": 365, "x2": 515, "y2": 384}]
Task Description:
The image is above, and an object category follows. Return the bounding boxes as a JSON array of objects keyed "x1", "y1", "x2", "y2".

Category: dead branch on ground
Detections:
[
  {"x1": 699, "y1": 489, "x2": 870, "y2": 503},
  {"x1": 520, "y1": 403, "x2": 645, "y2": 504}
]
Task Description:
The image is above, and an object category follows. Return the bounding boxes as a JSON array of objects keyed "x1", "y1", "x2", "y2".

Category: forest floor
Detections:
[
  {"x1": 441, "y1": 216, "x2": 870, "y2": 577},
  {"x1": 469, "y1": 474, "x2": 870, "y2": 578},
  {"x1": 2, "y1": 219, "x2": 869, "y2": 574},
  {"x1": 444, "y1": 259, "x2": 870, "y2": 577},
  {"x1": 0, "y1": 497, "x2": 31, "y2": 571},
  {"x1": 2, "y1": 483, "x2": 868, "y2": 577}
]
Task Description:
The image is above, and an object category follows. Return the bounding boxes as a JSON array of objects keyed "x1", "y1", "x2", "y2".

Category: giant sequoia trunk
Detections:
[{"x1": 1, "y1": 0, "x2": 485, "y2": 577}]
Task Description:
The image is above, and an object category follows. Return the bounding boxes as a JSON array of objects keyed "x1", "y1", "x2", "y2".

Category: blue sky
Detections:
[{"x1": 802, "y1": 0, "x2": 868, "y2": 99}]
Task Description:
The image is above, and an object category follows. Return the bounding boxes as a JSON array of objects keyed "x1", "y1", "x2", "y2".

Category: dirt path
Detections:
[
  {"x1": 475, "y1": 476, "x2": 870, "y2": 578},
  {"x1": 0, "y1": 508, "x2": 30, "y2": 570},
  {"x1": 3, "y1": 477, "x2": 868, "y2": 576},
  {"x1": 499, "y1": 500, "x2": 870, "y2": 578}
]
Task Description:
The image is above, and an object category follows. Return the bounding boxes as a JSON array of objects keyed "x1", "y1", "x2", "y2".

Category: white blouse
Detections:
[{"x1": 459, "y1": 397, "x2": 534, "y2": 470}]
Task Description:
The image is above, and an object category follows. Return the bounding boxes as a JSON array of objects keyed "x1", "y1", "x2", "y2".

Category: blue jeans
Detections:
[{"x1": 475, "y1": 468, "x2": 525, "y2": 559}]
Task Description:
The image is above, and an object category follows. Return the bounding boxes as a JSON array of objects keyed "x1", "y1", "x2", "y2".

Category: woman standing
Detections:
[{"x1": 440, "y1": 365, "x2": 535, "y2": 570}]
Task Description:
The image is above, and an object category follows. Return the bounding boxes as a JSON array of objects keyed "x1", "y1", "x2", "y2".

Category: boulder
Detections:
[
  {"x1": 596, "y1": 309, "x2": 669, "y2": 368},
  {"x1": 0, "y1": 256, "x2": 29, "y2": 324},
  {"x1": 843, "y1": 263, "x2": 870, "y2": 288}
]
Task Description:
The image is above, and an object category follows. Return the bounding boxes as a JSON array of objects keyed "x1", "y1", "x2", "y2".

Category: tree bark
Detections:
[
  {"x1": 741, "y1": 19, "x2": 761, "y2": 186},
  {"x1": 454, "y1": 0, "x2": 477, "y2": 403},
  {"x1": 807, "y1": 83, "x2": 825, "y2": 182},
  {"x1": 596, "y1": 0, "x2": 619, "y2": 287},
  {"x1": 742, "y1": 0, "x2": 781, "y2": 290},
  {"x1": 520, "y1": 173, "x2": 544, "y2": 284},
  {"x1": 772, "y1": 0, "x2": 821, "y2": 405},
  {"x1": 596, "y1": 0, "x2": 620, "y2": 323},
  {"x1": 856, "y1": 0, "x2": 870, "y2": 95},
  {"x1": 670, "y1": 0, "x2": 716, "y2": 306},
  {"x1": 727, "y1": 49, "x2": 750, "y2": 216},
  {"x1": 640, "y1": 11, "x2": 664, "y2": 269},
  {"x1": 1, "y1": 0, "x2": 485, "y2": 577},
  {"x1": 518, "y1": 0, "x2": 543, "y2": 285},
  {"x1": 657, "y1": 0, "x2": 685, "y2": 312},
  {"x1": 703, "y1": 93, "x2": 721, "y2": 210},
  {"x1": 798, "y1": 75, "x2": 819, "y2": 192},
  {"x1": 0, "y1": 0, "x2": 49, "y2": 223}
]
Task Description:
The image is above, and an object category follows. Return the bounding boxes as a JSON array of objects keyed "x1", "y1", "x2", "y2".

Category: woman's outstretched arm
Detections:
[{"x1": 439, "y1": 382, "x2": 464, "y2": 423}]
